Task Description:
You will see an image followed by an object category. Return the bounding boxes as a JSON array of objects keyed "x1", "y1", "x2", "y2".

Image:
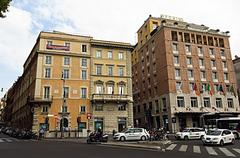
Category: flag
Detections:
[
  {"x1": 207, "y1": 83, "x2": 213, "y2": 96},
  {"x1": 193, "y1": 83, "x2": 200, "y2": 96},
  {"x1": 218, "y1": 84, "x2": 224, "y2": 95}
]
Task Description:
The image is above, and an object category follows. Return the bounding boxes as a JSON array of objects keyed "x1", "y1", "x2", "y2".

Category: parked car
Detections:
[
  {"x1": 202, "y1": 129, "x2": 235, "y2": 146},
  {"x1": 113, "y1": 128, "x2": 150, "y2": 141},
  {"x1": 175, "y1": 127, "x2": 205, "y2": 140}
]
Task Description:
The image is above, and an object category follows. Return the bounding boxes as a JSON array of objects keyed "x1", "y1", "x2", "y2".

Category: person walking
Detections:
[{"x1": 39, "y1": 128, "x2": 45, "y2": 140}]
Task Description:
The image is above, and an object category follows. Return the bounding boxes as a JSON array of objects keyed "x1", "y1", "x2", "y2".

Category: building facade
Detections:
[
  {"x1": 132, "y1": 15, "x2": 239, "y2": 132},
  {"x1": 233, "y1": 56, "x2": 240, "y2": 105},
  {"x1": 3, "y1": 31, "x2": 133, "y2": 137}
]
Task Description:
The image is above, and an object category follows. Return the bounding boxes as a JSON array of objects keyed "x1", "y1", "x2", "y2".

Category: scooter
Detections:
[{"x1": 86, "y1": 132, "x2": 108, "y2": 143}]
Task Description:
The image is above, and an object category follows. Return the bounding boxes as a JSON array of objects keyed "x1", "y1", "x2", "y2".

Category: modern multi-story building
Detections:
[
  {"x1": 132, "y1": 15, "x2": 239, "y2": 132},
  {"x1": 3, "y1": 31, "x2": 133, "y2": 137},
  {"x1": 233, "y1": 56, "x2": 240, "y2": 104}
]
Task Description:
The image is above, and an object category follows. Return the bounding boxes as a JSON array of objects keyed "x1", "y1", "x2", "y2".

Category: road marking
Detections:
[
  {"x1": 5, "y1": 139, "x2": 13, "y2": 142},
  {"x1": 219, "y1": 148, "x2": 236, "y2": 157},
  {"x1": 193, "y1": 146, "x2": 201, "y2": 153},
  {"x1": 179, "y1": 145, "x2": 188, "y2": 152},
  {"x1": 233, "y1": 148, "x2": 240, "y2": 154},
  {"x1": 166, "y1": 144, "x2": 177, "y2": 151},
  {"x1": 205, "y1": 147, "x2": 218, "y2": 155},
  {"x1": 0, "y1": 139, "x2": 4, "y2": 143}
]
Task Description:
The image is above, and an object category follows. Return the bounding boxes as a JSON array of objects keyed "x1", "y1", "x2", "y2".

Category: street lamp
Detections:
[{"x1": 61, "y1": 71, "x2": 66, "y2": 138}]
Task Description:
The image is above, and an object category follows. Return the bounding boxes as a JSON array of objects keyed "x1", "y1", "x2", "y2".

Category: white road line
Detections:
[
  {"x1": 193, "y1": 146, "x2": 201, "y2": 153},
  {"x1": 0, "y1": 139, "x2": 4, "y2": 143},
  {"x1": 179, "y1": 145, "x2": 188, "y2": 152},
  {"x1": 205, "y1": 147, "x2": 218, "y2": 155},
  {"x1": 219, "y1": 148, "x2": 236, "y2": 157},
  {"x1": 4, "y1": 139, "x2": 13, "y2": 142},
  {"x1": 166, "y1": 144, "x2": 177, "y2": 151},
  {"x1": 233, "y1": 148, "x2": 240, "y2": 154}
]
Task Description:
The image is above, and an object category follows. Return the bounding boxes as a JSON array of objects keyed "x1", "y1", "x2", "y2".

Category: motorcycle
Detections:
[{"x1": 86, "y1": 131, "x2": 108, "y2": 143}]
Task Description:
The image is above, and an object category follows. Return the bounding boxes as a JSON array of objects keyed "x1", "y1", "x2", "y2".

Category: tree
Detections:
[{"x1": 0, "y1": 0, "x2": 12, "y2": 18}]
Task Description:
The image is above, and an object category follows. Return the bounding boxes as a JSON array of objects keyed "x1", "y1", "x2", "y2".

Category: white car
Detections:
[
  {"x1": 202, "y1": 129, "x2": 235, "y2": 146},
  {"x1": 113, "y1": 128, "x2": 150, "y2": 141},
  {"x1": 175, "y1": 127, "x2": 206, "y2": 140}
]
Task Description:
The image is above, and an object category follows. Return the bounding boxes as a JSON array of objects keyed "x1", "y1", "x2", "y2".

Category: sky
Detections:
[{"x1": 0, "y1": 0, "x2": 240, "y2": 98}]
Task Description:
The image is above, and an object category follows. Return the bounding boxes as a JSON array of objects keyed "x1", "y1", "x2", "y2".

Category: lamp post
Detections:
[{"x1": 61, "y1": 71, "x2": 66, "y2": 138}]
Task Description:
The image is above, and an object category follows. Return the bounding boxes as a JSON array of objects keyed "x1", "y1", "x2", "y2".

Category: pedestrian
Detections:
[{"x1": 39, "y1": 128, "x2": 44, "y2": 140}]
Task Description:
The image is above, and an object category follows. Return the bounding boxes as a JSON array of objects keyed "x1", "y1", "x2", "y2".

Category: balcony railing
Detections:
[
  {"x1": 91, "y1": 94, "x2": 131, "y2": 102},
  {"x1": 28, "y1": 95, "x2": 53, "y2": 104}
]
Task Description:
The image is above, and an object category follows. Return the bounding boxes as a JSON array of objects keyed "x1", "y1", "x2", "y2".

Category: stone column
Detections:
[{"x1": 127, "y1": 102, "x2": 134, "y2": 127}]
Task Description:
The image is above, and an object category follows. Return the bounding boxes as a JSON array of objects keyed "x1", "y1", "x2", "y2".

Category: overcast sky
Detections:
[{"x1": 0, "y1": 0, "x2": 240, "y2": 97}]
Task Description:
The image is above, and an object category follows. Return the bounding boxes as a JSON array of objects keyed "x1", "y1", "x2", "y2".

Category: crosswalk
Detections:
[
  {"x1": 0, "y1": 138, "x2": 34, "y2": 143},
  {"x1": 166, "y1": 143, "x2": 240, "y2": 157}
]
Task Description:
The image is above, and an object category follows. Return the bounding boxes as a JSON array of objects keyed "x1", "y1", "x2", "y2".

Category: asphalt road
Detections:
[{"x1": 0, "y1": 133, "x2": 239, "y2": 158}]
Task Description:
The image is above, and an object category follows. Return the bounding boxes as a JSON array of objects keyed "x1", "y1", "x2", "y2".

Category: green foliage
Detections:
[{"x1": 0, "y1": 0, "x2": 12, "y2": 18}]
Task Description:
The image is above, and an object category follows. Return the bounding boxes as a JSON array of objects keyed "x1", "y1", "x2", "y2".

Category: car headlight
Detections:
[{"x1": 212, "y1": 138, "x2": 218, "y2": 140}]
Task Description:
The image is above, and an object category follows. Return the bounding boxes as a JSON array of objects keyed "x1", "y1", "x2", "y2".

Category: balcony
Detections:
[
  {"x1": 46, "y1": 44, "x2": 70, "y2": 51},
  {"x1": 173, "y1": 50, "x2": 179, "y2": 55},
  {"x1": 91, "y1": 94, "x2": 131, "y2": 102},
  {"x1": 28, "y1": 95, "x2": 53, "y2": 105}
]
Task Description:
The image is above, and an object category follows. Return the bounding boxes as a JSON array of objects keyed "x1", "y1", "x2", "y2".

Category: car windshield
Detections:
[
  {"x1": 206, "y1": 130, "x2": 221, "y2": 136},
  {"x1": 182, "y1": 129, "x2": 190, "y2": 132}
]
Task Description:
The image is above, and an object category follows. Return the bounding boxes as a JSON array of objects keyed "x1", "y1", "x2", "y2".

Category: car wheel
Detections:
[
  {"x1": 220, "y1": 140, "x2": 224, "y2": 146},
  {"x1": 184, "y1": 136, "x2": 188, "y2": 140},
  {"x1": 141, "y1": 136, "x2": 146, "y2": 141},
  {"x1": 231, "y1": 138, "x2": 235, "y2": 144},
  {"x1": 120, "y1": 136, "x2": 125, "y2": 141},
  {"x1": 233, "y1": 133, "x2": 239, "y2": 139}
]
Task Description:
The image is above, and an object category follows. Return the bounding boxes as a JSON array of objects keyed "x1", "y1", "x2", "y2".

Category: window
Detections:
[
  {"x1": 96, "y1": 85, "x2": 103, "y2": 94},
  {"x1": 187, "y1": 57, "x2": 192, "y2": 65},
  {"x1": 171, "y1": 31, "x2": 178, "y2": 41},
  {"x1": 108, "y1": 51, "x2": 113, "y2": 59},
  {"x1": 214, "y1": 84, "x2": 218, "y2": 92},
  {"x1": 219, "y1": 38, "x2": 225, "y2": 47},
  {"x1": 189, "y1": 83, "x2": 194, "y2": 91},
  {"x1": 64, "y1": 57, "x2": 70, "y2": 65},
  {"x1": 172, "y1": 43, "x2": 178, "y2": 51},
  {"x1": 80, "y1": 106, "x2": 86, "y2": 113},
  {"x1": 81, "y1": 58, "x2": 87, "y2": 67},
  {"x1": 212, "y1": 72, "x2": 217, "y2": 79},
  {"x1": 188, "y1": 70, "x2": 193, "y2": 78},
  {"x1": 44, "y1": 86, "x2": 50, "y2": 99},
  {"x1": 95, "y1": 104, "x2": 103, "y2": 111},
  {"x1": 197, "y1": 47, "x2": 203, "y2": 54},
  {"x1": 107, "y1": 66, "x2": 113, "y2": 76},
  {"x1": 202, "y1": 83, "x2": 207, "y2": 91},
  {"x1": 196, "y1": 35, "x2": 202, "y2": 44},
  {"x1": 106, "y1": 85, "x2": 113, "y2": 94},
  {"x1": 227, "y1": 98, "x2": 234, "y2": 108},
  {"x1": 200, "y1": 71, "x2": 206, "y2": 79},
  {"x1": 45, "y1": 68, "x2": 51, "y2": 78},
  {"x1": 222, "y1": 61, "x2": 227, "y2": 68},
  {"x1": 191, "y1": 97, "x2": 198, "y2": 107},
  {"x1": 118, "y1": 67, "x2": 124, "y2": 76},
  {"x1": 81, "y1": 88, "x2": 87, "y2": 98},
  {"x1": 63, "y1": 69, "x2": 69, "y2": 79},
  {"x1": 47, "y1": 41, "x2": 52, "y2": 46},
  {"x1": 176, "y1": 82, "x2": 182, "y2": 91},
  {"x1": 63, "y1": 87, "x2": 69, "y2": 98},
  {"x1": 175, "y1": 69, "x2": 181, "y2": 78},
  {"x1": 211, "y1": 60, "x2": 216, "y2": 67},
  {"x1": 220, "y1": 49, "x2": 225, "y2": 56},
  {"x1": 65, "y1": 42, "x2": 70, "y2": 47},
  {"x1": 199, "y1": 59, "x2": 204, "y2": 66},
  {"x1": 209, "y1": 48, "x2": 214, "y2": 55},
  {"x1": 82, "y1": 45, "x2": 87, "y2": 53},
  {"x1": 118, "y1": 104, "x2": 126, "y2": 111},
  {"x1": 177, "y1": 97, "x2": 185, "y2": 107},
  {"x1": 118, "y1": 52, "x2": 123, "y2": 60},
  {"x1": 185, "y1": 45, "x2": 191, "y2": 52},
  {"x1": 45, "y1": 56, "x2": 52, "y2": 64},
  {"x1": 184, "y1": 33, "x2": 190, "y2": 43},
  {"x1": 42, "y1": 106, "x2": 48, "y2": 113},
  {"x1": 204, "y1": 97, "x2": 210, "y2": 107},
  {"x1": 224, "y1": 73, "x2": 228, "y2": 80},
  {"x1": 96, "y1": 50, "x2": 102, "y2": 58},
  {"x1": 96, "y1": 65, "x2": 102, "y2": 75},
  {"x1": 119, "y1": 85, "x2": 124, "y2": 95},
  {"x1": 81, "y1": 70, "x2": 87, "y2": 80},
  {"x1": 174, "y1": 56, "x2": 179, "y2": 64},
  {"x1": 216, "y1": 98, "x2": 222, "y2": 108}
]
